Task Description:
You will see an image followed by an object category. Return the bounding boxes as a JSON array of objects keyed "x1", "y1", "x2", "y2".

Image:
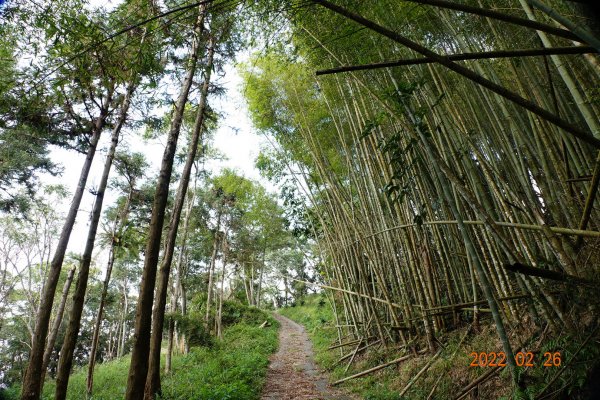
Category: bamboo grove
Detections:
[
  {"x1": 1, "y1": 0, "x2": 599, "y2": 398},
  {"x1": 243, "y1": 0, "x2": 600, "y2": 384}
]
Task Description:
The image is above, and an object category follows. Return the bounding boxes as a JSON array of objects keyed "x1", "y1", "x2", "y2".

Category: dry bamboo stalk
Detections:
[
  {"x1": 328, "y1": 340, "x2": 383, "y2": 371},
  {"x1": 332, "y1": 352, "x2": 423, "y2": 386},
  {"x1": 453, "y1": 366, "x2": 502, "y2": 400},
  {"x1": 398, "y1": 349, "x2": 442, "y2": 397},
  {"x1": 350, "y1": 221, "x2": 600, "y2": 248}
]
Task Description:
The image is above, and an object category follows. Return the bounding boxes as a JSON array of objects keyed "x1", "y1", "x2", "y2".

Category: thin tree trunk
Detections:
[
  {"x1": 205, "y1": 210, "x2": 222, "y2": 325},
  {"x1": 85, "y1": 88, "x2": 137, "y2": 397},
  {"x1": 255, "y1": 247, "x2": 266, "y2": 308},
  {"x1": 55, "y1": 85, "x2": 127, "y2": 400},
  {"x1": 21, "y1": 90, "x2": 112, "y2": 400},
  {"x1": 39, "y1": 266, "x2": 76, "y2": 389},
  {"x1": 216, "y1": 231, "x2": 229, "y2": 340},
  {"x1": 144, "y1": 35, "x2": 214, "y2": 400},
  {"x1": 124, "y1": 7, "x2": 205, "y2": 399},
  {"x1": 118, "y1": 283, "x2": 128, "y2": 358}
]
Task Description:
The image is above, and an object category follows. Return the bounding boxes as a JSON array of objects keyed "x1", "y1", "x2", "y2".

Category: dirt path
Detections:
[{"x1": 261, "y1": 314, "x2": 353, "y2": 400}]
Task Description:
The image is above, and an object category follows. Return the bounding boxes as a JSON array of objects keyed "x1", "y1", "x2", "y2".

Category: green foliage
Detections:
[
  {"x1": 22, "y1": 308, "x2": 279, "y2": 400},
  {"x1": 168, "y1": 312, "x2": 214, "y2": 348}
]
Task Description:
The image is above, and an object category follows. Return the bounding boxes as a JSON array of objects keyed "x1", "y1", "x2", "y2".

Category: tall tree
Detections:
[
  {"x1": 144, "y1": 31, "x2": 216, "y2": 399},
  {"x1": 125, "y1": 4, "x2": 207, "y2": 399}
]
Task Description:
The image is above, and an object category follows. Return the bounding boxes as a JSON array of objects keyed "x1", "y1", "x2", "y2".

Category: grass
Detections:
[
  {"x1": 280, "y1": 295, "x2": 600, "y2": 399},
  {"x1": 5, "y1": 304, "x2": 278, "y2": 400},
  {"x1": 279, "y1": 294, "x2": 515, "y2": 399}
]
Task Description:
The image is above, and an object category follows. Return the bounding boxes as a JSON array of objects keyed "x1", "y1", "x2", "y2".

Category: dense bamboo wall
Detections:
[{"x1": 246, "y1": 0, "x2": 600, "y2": 357}]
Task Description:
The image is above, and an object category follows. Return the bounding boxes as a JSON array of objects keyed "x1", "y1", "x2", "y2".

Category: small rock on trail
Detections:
[{"x1": 261, "y1": 313, "x2": 353, "y2": 400}]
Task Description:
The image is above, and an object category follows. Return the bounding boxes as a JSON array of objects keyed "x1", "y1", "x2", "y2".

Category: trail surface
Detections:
[{"x1": 261, "y1": 313, "x2": 352, "y2": 400}]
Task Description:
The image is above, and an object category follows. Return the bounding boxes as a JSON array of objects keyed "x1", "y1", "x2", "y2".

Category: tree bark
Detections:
[
  {"x1": 21, "y1": 90, "x2": 112, "y2": 400},
  {"x1": 205, "y1": 210, "x2": 222, "y2": 325},
  {"x1": 54, "y1": 85, "x2": 128, "y2": 400},
  {"x1": 39, "y1": 266, "x2": 76, "y2": 389},
  {"x1": 216, "y1": 231, "x2": 229, "y2": 340},
  {"x1": 86, "y1": 184, "x2": 134, "y2": 396},
  {"x1": 124, "y1": 7, "x2": 205, "y2": 399},
  {"x1": 144, "y1": 35, "x2": 214, "y2": 400}
]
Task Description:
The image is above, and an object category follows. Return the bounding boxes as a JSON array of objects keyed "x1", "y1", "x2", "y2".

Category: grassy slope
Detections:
[
  {"x1": 8, "y1": 307, "x2": 278, "y2": 400},
  {"x1": 278, "y1": 294, "x2": 516, "y2": 399},
  {"x1": 280, "y1": 295, "x2": 600, "y2": 399}
]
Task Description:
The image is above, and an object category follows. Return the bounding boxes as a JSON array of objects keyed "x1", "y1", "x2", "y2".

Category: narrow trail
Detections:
[{"x1": 261, "y1": 314, "x2": 353, "y2": 400}]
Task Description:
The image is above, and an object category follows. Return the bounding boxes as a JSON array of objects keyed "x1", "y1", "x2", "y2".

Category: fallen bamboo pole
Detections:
[
  {"x1": 344, "y1": 337, "x2": 364, "y2": 374},
  {"x1": 328, "y1": 338, "x2": 364, "y2": 350},
  {"x1": 427, "y1": 326, "x2": 473, "y2": 399},
  {"x1": 332, "y1": 354, "x2": 412, "y2": 386},
  {"x1": 332, "y1": 350, "x2": 427, "y2": 386},
  {"x1": 398, "y1": 349, "x2": 442, "y2": 397},
  {"x1": 454, "y1": 366, "x2": 502, "y2": 400},
  {"x1": 328, "y1": 340, "x2": 382, "y2": 371}
]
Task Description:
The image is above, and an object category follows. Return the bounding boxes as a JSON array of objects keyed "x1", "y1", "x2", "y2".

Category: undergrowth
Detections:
[
  {"x1": 280, "y1": 294, "x2": 599, "y2": 400},
  {"x1": 5, "y1": 302, "x2": 278, "y2": 400}
]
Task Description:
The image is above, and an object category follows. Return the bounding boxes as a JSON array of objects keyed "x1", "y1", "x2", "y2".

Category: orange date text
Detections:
[{"x1": 469, "y1": 351, "x2": 561, "y2": 367}]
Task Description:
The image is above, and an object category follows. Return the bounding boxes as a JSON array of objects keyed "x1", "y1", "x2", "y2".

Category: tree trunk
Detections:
[
  {"x1": 144, "y1": 35, "x2": 214, "y2": 400},
  {"x1": 21, "y1": 90, "x2": 112, "y2": 400},
  {"x1": 255, "y1": 248, "x2": 266, "y2": 308},
  {"x1": 124, "y1": 7, "x2": 205, "y2": 399},
  {"x1": 39, "y1": 266, "x2": 76, "y2": 389},
  {"x1": 118, "y1": 282, "x2": 128, "y2": 359},
  {"x1": 167, "y1": 178, "x2": 196, "y2": 371},
  {"x1": 54, "y1": 85, "x2": 127, "y2": 400},
  {"x1": 205, "y1": 210, "x2": 222, "y2": 326},
  {"x1": 216, "y1": 231, "x2": 229, "y2": 339},
  {"x1": 86, "y1": 88, "x2": 137, "y2": 397}
]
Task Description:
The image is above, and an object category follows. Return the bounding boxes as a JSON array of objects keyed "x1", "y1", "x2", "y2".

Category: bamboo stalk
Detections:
[
  {"x1": 402, "y1": 0, "x2": 580, "y2": 41},
  {"x1": 332, "y1": 352, "x2": 422, "y2": 386},
  {"x1": 312, "y1": 0, "x2": 600, "y2": 147},
  {"x1": 346, "y1": 220, "x2": 600, "y2": 249},
  {"x1": 316, "y1": 46, "x2": 596, "y2": 75},
  {"x1": 398, "y1": 350, "x2": 441, "y2": 397}
]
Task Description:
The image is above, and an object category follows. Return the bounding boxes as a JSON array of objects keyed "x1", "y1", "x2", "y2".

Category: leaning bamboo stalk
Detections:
[
  {"x1": 422, "y1": 291, "x2": 562, "y2": 312},
  {"x1": 312, "y1": 0, "x2": 600, "y2": 147},
  {"x1": 328, "y1": 338, "x2": 364, "y2": 350},
  {"x1": 328, "y1": 340, "x2": 383, "y2": 371},
  {"x1": 316, "y1": 46, "x2": 597, "y2": 75},
  {"x1": 276, "y1": 273, "x2": 404, "y2": 309},
  {"x1": 401, "y1": 0, "x2": 580, "y2": 41},
  {"x1": 347, "y1": 220, "x2": 600, "y2": 248}
]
